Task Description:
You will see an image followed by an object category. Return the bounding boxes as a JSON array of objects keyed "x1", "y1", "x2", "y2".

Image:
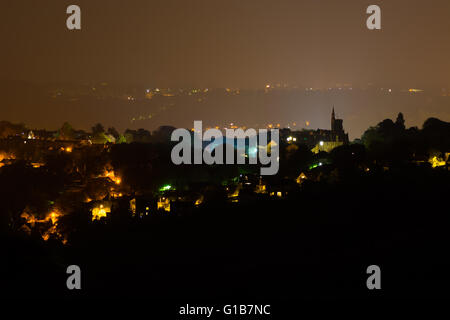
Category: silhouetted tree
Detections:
[
  {"x1": 107, "y1": 127, "x2": 120, "y2": 140},
  {"x1": 92, "y1": 123, "x2": 105, "y2": 136},
  {"x1": 59, "y1": 122, "x2": 75, "y2": 140},
  {"x1": 0, "y1": 121, "x2": 26, "y2": 138},
  {"x1": 396, "y1": 112, "x2": 406, "y2": 130}
]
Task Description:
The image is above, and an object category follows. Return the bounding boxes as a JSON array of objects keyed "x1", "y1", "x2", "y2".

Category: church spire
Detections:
[{"x1": 331, "y1": 107, "x2": 336, "y2": 131}]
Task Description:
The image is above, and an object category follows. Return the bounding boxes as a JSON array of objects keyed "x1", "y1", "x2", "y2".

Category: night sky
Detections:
[{"x1": 1, "y1": 0, "x2": 450, "y2": 137}]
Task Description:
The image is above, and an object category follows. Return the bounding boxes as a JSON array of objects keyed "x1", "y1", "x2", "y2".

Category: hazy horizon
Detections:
[{"x1": 1, "y1": 1, "x2": 450, "y2": 139}]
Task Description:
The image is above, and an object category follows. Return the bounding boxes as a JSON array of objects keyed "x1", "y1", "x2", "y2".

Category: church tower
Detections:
[
  {"x1": 331, "y1": 107, "x2": 336, "y2": 132},
  {"x1": 329, "y1": 107, "x2": 348, "y2": 143}
]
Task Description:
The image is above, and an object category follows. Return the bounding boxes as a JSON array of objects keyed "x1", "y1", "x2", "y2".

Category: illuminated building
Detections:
[
  {"x1": 296, "y1": 172, "x2": 307, "y2": 185},
  {"x1": 130, "y1": 198, "x2": 136, "y2": 215},
  {"x1": 269, "y1": 191, "x2": 284, "y2": 198},
  {"x1": 429, "y1": 156, "x2": 446, "y2": 168},
  {"x1": 255, "y1": 177, "x2": 267, "y2": 193},
  {"x1": 102, "y1": 169, "x2": 122, "y2": 185},
  {"x1": 92, "y1": 202, "x2": 111, "y2": 221},
  {"x1": 157, "y1": 197, "x2": 171, "y2": 212},
  {"x1": 20, "y1": 209, "x2": 65, "y2": 243}
]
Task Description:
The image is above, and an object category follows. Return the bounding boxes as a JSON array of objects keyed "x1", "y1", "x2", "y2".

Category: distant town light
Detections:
[{"x1": 92, "y1": 203, "x2": 111, "y2": 221}]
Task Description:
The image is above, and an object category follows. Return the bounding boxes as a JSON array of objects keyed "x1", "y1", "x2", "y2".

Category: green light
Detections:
[{"x1": 160, "y1": 185, "x2": 172, "y2": 191}]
